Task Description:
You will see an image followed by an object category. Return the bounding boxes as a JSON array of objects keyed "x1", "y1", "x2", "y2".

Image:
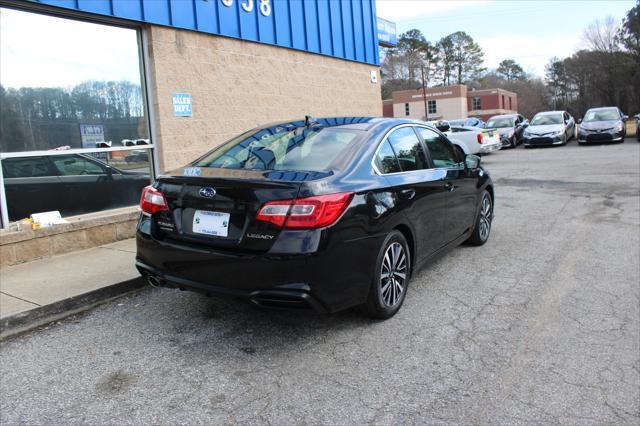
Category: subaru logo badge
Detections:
[{"x1": 199, "y1": 187, "x2": 216, "y2": 198}]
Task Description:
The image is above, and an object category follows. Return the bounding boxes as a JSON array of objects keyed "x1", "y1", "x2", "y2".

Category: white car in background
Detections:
[{"x1": 446, "y1": 125, "x2": 502, "y2": 156}]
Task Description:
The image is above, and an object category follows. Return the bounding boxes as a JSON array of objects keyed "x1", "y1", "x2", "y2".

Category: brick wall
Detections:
[{"x1": 146, "y1": 26, "x2": 382, "y2": 171}]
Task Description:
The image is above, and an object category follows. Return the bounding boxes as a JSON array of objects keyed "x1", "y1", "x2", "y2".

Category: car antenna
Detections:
[{"x1": 304, "y1": 115, "x2": 317, "y2": 127}]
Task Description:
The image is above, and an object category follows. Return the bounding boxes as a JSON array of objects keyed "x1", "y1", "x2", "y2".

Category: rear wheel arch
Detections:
[{"x1": 393, "y1": 224, "x2": 415, "y2": 275}]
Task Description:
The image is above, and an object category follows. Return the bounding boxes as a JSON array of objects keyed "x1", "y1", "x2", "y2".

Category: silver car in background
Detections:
[{"x1": 523, "y1": 111, "x2": 576, "y2": 147}]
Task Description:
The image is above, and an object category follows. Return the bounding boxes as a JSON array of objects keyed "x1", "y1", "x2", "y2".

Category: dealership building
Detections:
[
  {"x1": 383, "y1": 85, "x2": 518, "y2": 122},
  {"x1": 0, "y1": 0, "x2": 394, "y2": 264}
]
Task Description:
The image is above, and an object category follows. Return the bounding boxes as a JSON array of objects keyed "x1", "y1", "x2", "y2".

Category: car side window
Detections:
[
  {"x1": 51, "y1": 155, "x2": 106, "y2": 176},
  {"x1": 386, "y1": 127, "x2": 429, "y2": 172},
  {"x1": 374, "y1": 140, "x2": 401, "y2": 174},
  {"x1": 2, "y1": 157, "x2": 52, "y2": 178},
  {"x1": 416, "y1": 127, "x2": 458, "y2": 168}
]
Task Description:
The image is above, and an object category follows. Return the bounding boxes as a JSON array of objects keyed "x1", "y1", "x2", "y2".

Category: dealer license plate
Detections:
[{"x1": 192, "y1": 210, "x2": 230, "y2": 237}]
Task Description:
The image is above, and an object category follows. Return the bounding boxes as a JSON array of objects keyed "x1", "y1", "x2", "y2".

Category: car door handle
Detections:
[
  {"x1": 444, "y1": 182, "x2": 455, "y2": 192},
  {"x1": 401, "y1": 189, "x2": 416, "y2": 199}
]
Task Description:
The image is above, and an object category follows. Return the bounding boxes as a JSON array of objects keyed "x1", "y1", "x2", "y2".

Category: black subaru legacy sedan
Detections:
[{"x1": 136, "y1": 117, "x2": 494, "y2": 319}]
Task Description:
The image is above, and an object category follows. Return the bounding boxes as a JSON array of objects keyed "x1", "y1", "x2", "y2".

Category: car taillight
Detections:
[
  {"x1": 256, "y1": 192, "x2": 354, "y2": 229},
  {"x1": 140, "y1": 185, "x2": 169, "y2": 214},
  {"x1": 477, "y1": 133, "x2": 483, "y2": 144}
]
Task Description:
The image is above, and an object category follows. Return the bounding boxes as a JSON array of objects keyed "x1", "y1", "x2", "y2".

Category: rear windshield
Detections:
[
  {"x1": 485, "y1": 117, "x2": 514, "y2": 128},
  {"x1": 194, "y1": 126, "x2": 362, "y2": 172},
  {"x1": 583, "y1": 109, "x2": 619, "y2": 122},
  {"x1": 531, "y1": 114, "x2": 562, "y2": 125}
]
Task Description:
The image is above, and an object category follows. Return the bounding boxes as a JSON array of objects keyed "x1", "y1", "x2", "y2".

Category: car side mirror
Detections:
[
  {"x1": 465, "y1": 154, "x2": 480, "y2": 169},
  {"x1": 622, "y1": 115, "x2": 628, "y2": 121},
  {"x1": 577, "y1": 118, "x2": 582, "y2": 124}
]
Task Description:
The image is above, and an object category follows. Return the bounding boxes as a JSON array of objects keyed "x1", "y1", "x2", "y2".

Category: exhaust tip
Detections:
[{"x1": 147, "y1": 276, "x2": 162, "y2": 287}]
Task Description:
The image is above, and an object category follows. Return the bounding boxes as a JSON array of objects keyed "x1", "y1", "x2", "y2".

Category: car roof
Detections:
[{"x1": 257, "y1": 116, "x2": 421, "y2": 132}]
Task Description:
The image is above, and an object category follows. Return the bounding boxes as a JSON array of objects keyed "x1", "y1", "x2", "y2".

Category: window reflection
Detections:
[
  {"x1": 0, "y1": 8, "x2": 148, "y2": 152},
  {"x1": 0, "y1": 8, "x2": 151, "y2": 221},
  {"x1": 2, "y1": 152, "x2": 151, "y2": 221}
]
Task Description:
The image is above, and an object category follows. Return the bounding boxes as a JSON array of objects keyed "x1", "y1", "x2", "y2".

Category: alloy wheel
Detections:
[
  {"x1": 478, "y1": 193, "x2": 493, "y2": 241},
  {"x1": 380, "y1": 242, "x2": 407, "y2": 307}
]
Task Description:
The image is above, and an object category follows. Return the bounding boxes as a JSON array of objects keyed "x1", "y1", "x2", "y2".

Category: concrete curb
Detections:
[{"x1": 0, "y1": 277, "x2": 148, "y2": 340}]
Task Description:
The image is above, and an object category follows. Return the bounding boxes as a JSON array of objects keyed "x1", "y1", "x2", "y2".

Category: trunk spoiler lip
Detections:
[{"x1": 159, "y1": 167, "x2": 334, "y2": 183}]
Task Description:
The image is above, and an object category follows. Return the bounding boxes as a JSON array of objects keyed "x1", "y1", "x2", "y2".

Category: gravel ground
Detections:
[{"x1": 1, "y1": 139, "x2": 639, "y2": 425}]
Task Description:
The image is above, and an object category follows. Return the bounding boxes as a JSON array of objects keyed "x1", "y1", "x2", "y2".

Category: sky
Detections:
[
  {"x1": 1, "y1": 1, "x2": 636, "y2": 88},
  {"x1": 0, "y1": 8, "x2": 142, "y2": 89},
  {"x1": 375, "y1": 0, "x2": 637, "y2": 76}
]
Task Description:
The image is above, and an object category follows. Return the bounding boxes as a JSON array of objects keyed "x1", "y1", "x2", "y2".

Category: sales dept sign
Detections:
[{"x1": 172, "y1": 93, "x2": 192, "y2": 117}]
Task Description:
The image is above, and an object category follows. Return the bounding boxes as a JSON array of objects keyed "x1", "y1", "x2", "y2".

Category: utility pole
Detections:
[{"x1": 421, "y1": 63, "x2": 429, "y2": 121}]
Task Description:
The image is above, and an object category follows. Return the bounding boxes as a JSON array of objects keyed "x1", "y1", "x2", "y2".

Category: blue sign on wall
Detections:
[
  {"x1": 30, "y1": 0, "x2": 382, "y2": 65},
  {"x1": 377, "y1": 17, "x2": 397, "y2": 48},
  {"x1": 172, "y1": 93, "x2": 192, "y2": 117}
]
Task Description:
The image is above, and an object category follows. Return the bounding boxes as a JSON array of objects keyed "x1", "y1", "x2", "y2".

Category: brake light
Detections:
[
  {"x1": 140, "y1": 185, "x2": 169, "y2": 214},
  {"x1": 256, "y1": 192, "x2": 354, "y2": 229},
  {"x1": 477, "y1": 133, "x2": 483, "y2": 144}
]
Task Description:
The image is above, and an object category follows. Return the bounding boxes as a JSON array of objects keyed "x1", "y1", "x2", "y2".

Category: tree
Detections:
[
  {"x1": 545, "y1": 58, "x2": 569, "y2": 110},
  {"x1": 617, "y1": 1, "x2": 640, "y2": 114},
  {"x1": 448, "y1": 31, "x2": 485, "y2": 84},
  {"x1": 497, "y1": 59, "x2": 525, "y2": 82},
  {"x1": 396, "y1": 29, "x2": 431, "y2": 82},
  {"x1": 618, "y1": 0, "x2": 640, "y2": 59},
  {"x1": 434, "y1": 35, "x2": 455, "y2": 86},
  {"x1": 583, "y1": 16, "x2": 620, "y2": 53},
  {"x1": 380, "y1": 29, "x2": 439, "y2": 98}
]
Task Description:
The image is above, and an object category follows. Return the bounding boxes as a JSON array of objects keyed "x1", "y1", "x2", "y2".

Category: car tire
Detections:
[
  {"x1": 510, "y1": 136, "x2": 517, "y2": 148},
  {"x1": 360, "y1": 230, "x2": 411, "y2": 320},
  {"x1": 466, "y1": 190, "x2": 493, "y2": 246}
]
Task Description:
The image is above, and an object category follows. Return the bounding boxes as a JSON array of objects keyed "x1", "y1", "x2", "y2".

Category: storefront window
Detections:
[{"x1": 0, "y1": 8, "x2": 151, "y2": 224}]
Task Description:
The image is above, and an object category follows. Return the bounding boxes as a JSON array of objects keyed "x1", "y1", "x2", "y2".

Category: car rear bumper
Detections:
[
  {"x1": 136, "y1": 258, "x2": 329, "y2": 312},
  {"x1": 135, "y1": 227, "x2": 381, "y2": 313}
]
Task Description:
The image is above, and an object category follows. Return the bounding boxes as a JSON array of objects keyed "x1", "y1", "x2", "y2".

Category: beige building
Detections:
[
  {"x1": 386, "y1": 85, "x2": 518, "y2": 122},
  {"x1": 391, "y1": 85, "x2": 469, "y2": 121},
  {"x1": 148, "y1": 27, "x2": 382, "y2": 171}
]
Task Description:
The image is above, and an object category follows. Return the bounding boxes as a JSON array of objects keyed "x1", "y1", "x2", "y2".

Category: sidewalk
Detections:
[{"x1": 1, "y1": 238, "x2": 146, "y2": 339}]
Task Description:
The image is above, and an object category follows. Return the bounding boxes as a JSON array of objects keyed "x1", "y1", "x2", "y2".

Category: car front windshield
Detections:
[
  {"x1": 194, "y1": 126, "x2": 361, "y2": 172},
  {"x1": 531, "y1": 114, "x2": 562, "y2": 125},
  {"x1": 583, "y1": 109, "x2": 619, "y2": 122},
  {"x1": 485, "y1": 117, "x2": 514, "y2": 128}
]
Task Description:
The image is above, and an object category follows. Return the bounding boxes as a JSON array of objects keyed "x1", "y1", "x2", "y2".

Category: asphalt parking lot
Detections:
[{"x1": 1, "y1": 139, "x2": 639, "y2": 425}]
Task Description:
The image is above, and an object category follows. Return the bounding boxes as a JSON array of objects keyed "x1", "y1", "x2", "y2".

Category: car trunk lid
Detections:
[{"x1": 151, "y1": 167, "x2": 328, "y2": 252}]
